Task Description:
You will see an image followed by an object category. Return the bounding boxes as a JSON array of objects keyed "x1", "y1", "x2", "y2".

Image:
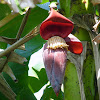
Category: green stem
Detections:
[{"x1": 16, "y1": 8, "x2": 31, "y2": 40}]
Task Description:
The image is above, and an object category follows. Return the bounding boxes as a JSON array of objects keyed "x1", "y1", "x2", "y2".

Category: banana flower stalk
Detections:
[{"x1": 40, "y1": 8, "x2": 83, "y2": 96}]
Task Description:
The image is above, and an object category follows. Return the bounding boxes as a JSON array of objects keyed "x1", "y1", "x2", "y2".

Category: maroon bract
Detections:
[
  {"x1": 64, "y1": 34, "x2": 83, "y2": 54},
  {"x1": 40, "y1": 8, "x2": 74, "y2": 40},
  {"x1": 40, "y1": 8, "x2": 83, "y2": 96},
  {"x1": 43, "y1": 43, "x2": 67, "y2": 95}
]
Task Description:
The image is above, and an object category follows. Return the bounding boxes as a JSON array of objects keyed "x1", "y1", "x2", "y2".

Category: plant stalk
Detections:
[
  {"x1": 0, "y1": 25, "x2": 40, "y2": 58},
  {"x1": 16, "y1": 8, "x2": 31, "y2": 40}
]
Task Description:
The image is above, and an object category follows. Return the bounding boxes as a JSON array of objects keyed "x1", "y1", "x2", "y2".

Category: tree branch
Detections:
[
  {"x1": 16, "y1": 8, "x2": 31, "y2": 40},
  {"x1": 0, "y1": 25, "x2": 40, "y2": 58}
]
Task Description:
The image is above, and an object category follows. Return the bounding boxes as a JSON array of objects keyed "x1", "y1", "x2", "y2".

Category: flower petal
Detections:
[
  {"x1": 40, "y1": 8, "x2": 73, "y2": 40},
  {"x1": 64, "y1": 34, "x2": 83, "y2": 54}
]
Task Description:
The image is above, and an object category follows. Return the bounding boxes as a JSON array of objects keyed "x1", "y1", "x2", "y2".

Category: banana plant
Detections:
[{"x1": 0, "y1": 0, "x2": 100, "y2": 100}]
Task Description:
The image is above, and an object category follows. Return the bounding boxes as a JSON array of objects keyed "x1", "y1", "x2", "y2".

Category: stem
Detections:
[
  {"x1": 0, "y1": 9, "x2": 31, "y2": 80},
  {"x1": 0, "y1": 8, "x2": 31, "y2": 73},
  {"x1": 0, "y1": 25, "x2": 40, "y2": 58},
  {"x1": 16, "y1": 8, "x2": 31, "y2": 40},
  {"x1": 49, "y1": 0, "x2": 58, "y2": 10}
]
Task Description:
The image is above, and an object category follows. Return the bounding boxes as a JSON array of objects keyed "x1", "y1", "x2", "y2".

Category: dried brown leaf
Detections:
[
  {"x1": 17, "y1": 44, "x2": 26, "y2": 50},
  {"x1": 3, "y1": 64, "x2": 17, "y2": 82},
  {"x1": 93, "y1": 20, "x2": 100, "y2": 32},
  {"x1": 8, "y1": 51, "x2": 27, "y2": 64},
  {"x1": 92, "y1": 34, "x2": 100, "y2": 43},
  {"x1": 0, "y1": 58, "x2": 7, "y2": 71}
]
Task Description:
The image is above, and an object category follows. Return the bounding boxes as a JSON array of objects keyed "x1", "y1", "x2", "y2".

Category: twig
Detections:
[
  {"x1": 0, "y1": 8, "x2": 31, "y2": 78},
  {"x1": 16, "y1": 8, "x2": 31, "y2": 40},
  {"x1": 0, "y1": 8, "x2": 31, "y2": 69},
  {"x1": 0, "y1": 25, "x2": 40, "y2": 58}
]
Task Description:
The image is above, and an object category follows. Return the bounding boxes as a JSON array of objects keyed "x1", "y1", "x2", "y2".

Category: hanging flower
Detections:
[{"x1": 40, "y1": 8, "x2": 83, "y2": 96}]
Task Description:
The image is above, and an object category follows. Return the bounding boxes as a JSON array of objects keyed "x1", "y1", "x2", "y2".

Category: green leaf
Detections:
[
  {"x1": 0, "y1": 42, "x2": 7, "y2": 49},
  {"x1": 16, "y1": 87, "x2": 36, "y2": 100},
  {"x1": 0, "y1": 92, "x2": 8, "y2": 100},
  {"x1": 74, "y1": 28, "x2": 91, "y2": 41},
  {"x1": 28, "y1": 68, "x2": 48, "y2": 93},
  {"x1": 0, "y1": 6, "x2": 48, "y2": 38},
  {"x1": 5, "y1": 62, "x2": 29, "y2": 93},
  {"x1": 0, "y1": 4, "x2": 11, "y2": 20},
  {"x1": 64, "y1": 61, "x2": 81, "y2": 100},
  {"x1": 59, "y1": 0, "x2": 71, "y2": 17},
  {"x1": 83, "y1": 45, "x2": 99, "y2": 100},
  {"x1": 41, "y1": 0, "x2": 49, "y2": 4},
  {"x1": 41, "y1": 85, "x2": 64, "y2": 100}
]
